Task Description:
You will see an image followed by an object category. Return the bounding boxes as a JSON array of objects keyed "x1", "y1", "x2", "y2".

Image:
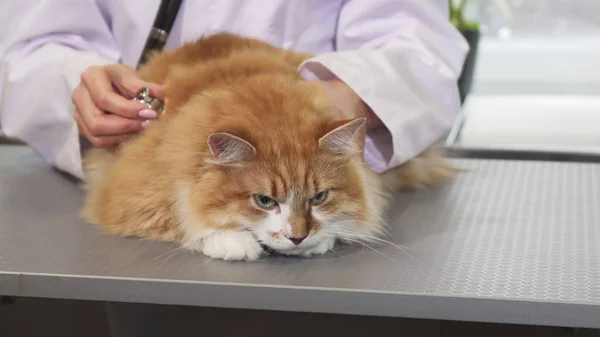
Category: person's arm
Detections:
[
  {"x1": 0, "y1": 0, "x2": 119, "y2": 179},
  {"x1": 299, "y1": 0, "x2": 469, "y2": 173}
]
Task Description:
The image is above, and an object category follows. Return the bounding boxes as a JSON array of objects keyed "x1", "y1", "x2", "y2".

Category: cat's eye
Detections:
[
  {"x1": 309, "y1": 190, "x2": 329, "y2": 206},
  {"x1": 253, "y1": 194, "x2": 278, "y2": 209}
]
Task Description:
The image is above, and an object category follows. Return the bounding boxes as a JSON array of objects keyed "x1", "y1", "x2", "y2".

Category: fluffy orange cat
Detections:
[{"x1": 81, "y1": 33, "x2": 457, "y2": 261}]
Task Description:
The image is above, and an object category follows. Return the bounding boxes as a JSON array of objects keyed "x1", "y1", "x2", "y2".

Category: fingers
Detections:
[
  {"x1": 81, "y1": 66, "x2": 151, "y2": 119},
  {"x1": 74, "y1": 110, "x2": 130, "y2": 148},
  {"x1": 74, "y1": 63, "x2": 164, "y2": 149},
  {"x1": 105, "y1": 64, "x2": 165, "y2": 100},
  {"x1": 72, "y1": 85, "x2": 143, "y2": 138},
  {"x1": 147, "y1": 84, "x2": 165, "y2": 100}
]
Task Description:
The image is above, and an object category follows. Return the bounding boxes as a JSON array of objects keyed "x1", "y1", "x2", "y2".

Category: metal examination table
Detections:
[{"x1": 0, "y1": 145, "x2": 598, "y2": 328}]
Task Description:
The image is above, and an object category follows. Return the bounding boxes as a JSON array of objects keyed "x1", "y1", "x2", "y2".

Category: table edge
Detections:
[{"x1": 1, "y1": 272, "x2": 598, "y2": 329}]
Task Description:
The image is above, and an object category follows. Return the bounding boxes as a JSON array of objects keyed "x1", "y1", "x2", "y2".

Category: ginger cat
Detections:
[{"x1": 81, "y1": 33, "x2": 457, "y2": 261}]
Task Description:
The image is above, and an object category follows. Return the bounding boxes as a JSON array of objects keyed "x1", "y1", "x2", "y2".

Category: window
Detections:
[
  {"x1": 477, "y1": 0, "x2": 600, "y2": 39},
  {"x1": 467, "y1": 0, "x2": 600, "y2": 95},
  {"x1": 450, "y1": 1, "x2": 600, "y2": 153}
]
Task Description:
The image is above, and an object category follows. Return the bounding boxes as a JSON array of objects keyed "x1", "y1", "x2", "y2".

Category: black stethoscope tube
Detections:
[{"x1": 137, "y1": 0, "x2": 183, "y2": 68}]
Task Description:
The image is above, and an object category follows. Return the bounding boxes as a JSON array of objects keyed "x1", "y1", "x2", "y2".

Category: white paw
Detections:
[
  {"x1": 302, "y1": 237, "x2": 335, "y2": 257},
  {"x1": 202, "y1": 231, "x2": 263, "y2": 261}
]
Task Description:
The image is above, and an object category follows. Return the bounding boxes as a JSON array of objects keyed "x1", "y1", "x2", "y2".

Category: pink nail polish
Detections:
[
  {"x1": 139, "y1": 109, "x2": 157, "y2": 119},
  {"x1": 141, "y1": 120, "x2": 152, "y2": 128}
]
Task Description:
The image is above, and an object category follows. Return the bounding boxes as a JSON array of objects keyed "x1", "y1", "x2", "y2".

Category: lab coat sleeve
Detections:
[
  {"x1": 298, "y1": 0, "x2": 469, "y2": 173},
  {"x1": 0, "y1": 0, "x2": 120, "y2": 179}
]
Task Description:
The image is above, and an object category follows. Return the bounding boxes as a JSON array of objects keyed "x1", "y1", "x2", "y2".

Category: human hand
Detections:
[{"x1": 72, "y1": 64, "x2": 164, "y2": 148}]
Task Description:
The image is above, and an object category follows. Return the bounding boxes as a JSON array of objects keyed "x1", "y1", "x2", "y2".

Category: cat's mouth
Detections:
[
  {"x1": 260, "y1": 242, "x2": 315, "y2": 257},
  {"x1": 260, "y1": 244, "x2": 289, "y2": 257},
  {"x1": 254, "y1": 230, "x2": 320, "y2": 256},
  {"x1": 260, "y1": 243, "x2": 300, "y2": 257},
  {"x1": 260, "y1": 243, "x2": 275, "y2": 252}
]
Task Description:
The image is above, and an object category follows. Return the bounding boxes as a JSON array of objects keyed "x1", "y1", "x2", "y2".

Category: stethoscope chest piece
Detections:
[{"x1": 133, "y1": 87, "x2": 165, "y2": 116}]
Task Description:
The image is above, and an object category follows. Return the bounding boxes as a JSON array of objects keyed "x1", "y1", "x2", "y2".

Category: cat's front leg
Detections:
[{"x1": 193, "y1": 231, "x2": 264, "y2": 261}]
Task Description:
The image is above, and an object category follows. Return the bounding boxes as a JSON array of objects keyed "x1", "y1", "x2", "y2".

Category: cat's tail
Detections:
[{"x1": 378, "y1": 146, "x2": 460, "y2": 191}]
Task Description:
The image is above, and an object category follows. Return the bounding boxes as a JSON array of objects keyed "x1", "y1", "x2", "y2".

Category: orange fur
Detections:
[{"x1": 81, "y1": 33, "x2": 456, "y2": 261}]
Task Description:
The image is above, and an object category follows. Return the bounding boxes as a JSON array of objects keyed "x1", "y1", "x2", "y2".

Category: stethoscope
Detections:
[
  {"x1": 137, "y1": 0, "x2": 183, "y2": 67},
  {"x1": 133, "y1": 0, "x2": 182, "y2": 114}
]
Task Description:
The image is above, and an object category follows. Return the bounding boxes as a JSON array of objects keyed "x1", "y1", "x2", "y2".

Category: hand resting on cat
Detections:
[{"x1": 81, "y1": 33, "x2": 458, "y2": 261}]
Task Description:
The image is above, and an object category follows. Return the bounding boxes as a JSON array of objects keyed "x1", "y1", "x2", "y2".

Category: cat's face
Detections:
[
  {"x1": 198, "y1": 117, "x2": 383, "y2": 257},
  {"x1": 241, "y1": 147, "x2": 374, "y2": 256}
]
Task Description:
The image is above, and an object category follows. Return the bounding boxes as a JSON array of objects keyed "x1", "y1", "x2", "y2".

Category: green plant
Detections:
[{"x1": 449, "y1": 0, "x2": 480, "y2": 31}]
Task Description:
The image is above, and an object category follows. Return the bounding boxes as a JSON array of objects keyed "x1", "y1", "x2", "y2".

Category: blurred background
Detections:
[
  {"x1": 477, "y1": 0, "x2": 599, "y2": 39},
  {"x1": 2, "y1": 1, "x2": 600, "y2": 153},
  {"x1": 449, "y1": 0, "x2": 600, "y2": 154}
]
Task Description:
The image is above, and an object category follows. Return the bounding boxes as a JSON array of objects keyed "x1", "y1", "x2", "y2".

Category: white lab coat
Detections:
[{"x1": 0, "y1": 0, "x2": 468, "y2": 180}]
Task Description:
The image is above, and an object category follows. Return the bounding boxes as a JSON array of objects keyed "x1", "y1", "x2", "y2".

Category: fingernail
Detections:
[
  {"x1": 139, "y1": 109, "x2": 157, "y2": 119},
  {"x1": 141, "y1": 120, "x2": 152, "y2": 128}
]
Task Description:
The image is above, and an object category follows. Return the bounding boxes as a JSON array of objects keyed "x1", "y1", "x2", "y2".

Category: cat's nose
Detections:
[{"x1": 287, "y1": 236, "x2": 307, "y2": 245}]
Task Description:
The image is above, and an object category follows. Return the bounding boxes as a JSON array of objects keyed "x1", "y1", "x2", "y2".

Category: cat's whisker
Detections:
[
  {"x1": 329, "y1": 220, "x2": 417, "y2": 252},
  {"x1": 379, "y1": 227, "x2": 402, "y2": 245},
  {"x1": 327, "y1": 236, "x2": 369, "y2": 255},
  {"x1": 322, "y1": 233, "x2": 384, "y2": 257},
  {"x1": 152, "y1": 245, "x2": 186, "y2": 262},
  {"x1": 328, "y1": 234, "x2": 398, "y2": 263},
  {"x1": 327, "y1": 223, "x2": 389, "y2": 241},
  {"x1": 339, "y1": 231, "x2": 408, "y2": 250},
  {"x1": 329, "y1": 247, "x2": 344, "y2": 258},
  {"x1": 324, "y1": 228, "x2": 416, "y2": 260},
  {"x1": 336, "y1": 230, "x2": 413, "y2": 254}
]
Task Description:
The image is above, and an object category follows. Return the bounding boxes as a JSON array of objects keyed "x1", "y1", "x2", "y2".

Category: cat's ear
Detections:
[
  {"x1": 207, "y1": 133, "x2": 256, "y2": 165},
  {"x1": 318, "y1": 117, "x2": 367, "y2": 154}
]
